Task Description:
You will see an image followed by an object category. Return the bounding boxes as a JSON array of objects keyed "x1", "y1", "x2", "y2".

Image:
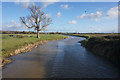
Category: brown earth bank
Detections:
[
  {"x1": 2, "y1": 41, "x2": 47, "y2": 67},
  {"x1": 79, "y1": 35, "x2": 120, "y2": 68},
  {"x1": 1, "y1": 37, "x2": 69, "y2": 69}
]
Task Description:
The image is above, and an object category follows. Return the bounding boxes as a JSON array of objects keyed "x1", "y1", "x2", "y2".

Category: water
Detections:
[{"x1": 2, "y1": 36, "x2": 120, "y2": 78}]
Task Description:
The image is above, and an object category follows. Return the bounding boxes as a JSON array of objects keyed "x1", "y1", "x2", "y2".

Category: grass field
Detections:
[
  {"x1": 1, "y1": 34, "x2": 68, "y2": 57},
  {"x1": 65, "y1": 33, "x2": 119, "y2": 37},
  {"x1": 65, "y1": 33, "x2": 120, "y2": 42}
]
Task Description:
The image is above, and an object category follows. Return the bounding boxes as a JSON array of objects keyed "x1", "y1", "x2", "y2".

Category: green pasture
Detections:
[{"x1": 1, "y1": 34, "x2": 67, "y2": 57}]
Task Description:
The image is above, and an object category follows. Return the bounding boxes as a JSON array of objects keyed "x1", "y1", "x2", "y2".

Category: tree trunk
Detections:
[{"x1": 37, "y1": 29, "x2": 40, "y2": 38}]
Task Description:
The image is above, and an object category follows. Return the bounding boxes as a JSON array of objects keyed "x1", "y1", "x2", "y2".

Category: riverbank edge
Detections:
[
  {"x1": 80, "y1": 36, "x2": 120, "y2": 68},
  {"x1": 1, "y1": 36, "x2": 69, "y2": 69},
  {"x1": 66, "y1": 34, "x2": 120, "y2": 68}
]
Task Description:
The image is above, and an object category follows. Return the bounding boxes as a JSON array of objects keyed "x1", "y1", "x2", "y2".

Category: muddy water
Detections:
[{"x1": 2, "y1": 36, "x2": 120, "y2": 78}]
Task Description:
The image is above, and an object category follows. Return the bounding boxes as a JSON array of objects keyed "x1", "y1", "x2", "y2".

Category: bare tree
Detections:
[{"x1": 20, "y1": 5, "x2": 52, "y2": 38}]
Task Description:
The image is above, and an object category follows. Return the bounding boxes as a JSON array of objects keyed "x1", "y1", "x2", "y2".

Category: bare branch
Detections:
[{"x1": 20, "y1": 5, "x2": 52, "y2": 38}]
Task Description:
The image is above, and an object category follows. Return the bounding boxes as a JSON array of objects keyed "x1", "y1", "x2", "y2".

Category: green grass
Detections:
[
  {"x1": 65, "y1": 33, "x2": 120, "y2": 47},
  {"x1": 65, "y1": 33, "x2": 119, "y2": 41},
  {"x1": 1, "y1": 34, "x2": 68, "y2": 57}
]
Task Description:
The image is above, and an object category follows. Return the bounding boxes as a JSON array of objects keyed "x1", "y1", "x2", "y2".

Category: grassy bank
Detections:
[
  {"x1": 66, "y1": 33, "x2": 120, "y2": 67},
  {"x1": 0, "y1": 34, "x2": 68, "y2": 68},
  {"x1": 2, "y1": 34, "x2": 68, "y2": 58}
]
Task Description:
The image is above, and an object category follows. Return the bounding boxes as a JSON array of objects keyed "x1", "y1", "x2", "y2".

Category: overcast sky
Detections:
[{"x1": 1, "y1": 1, "x2": 118, "y2": 33}]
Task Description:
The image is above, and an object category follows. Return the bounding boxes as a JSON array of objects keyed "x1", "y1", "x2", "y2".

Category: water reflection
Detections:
[{"x1": 2, "y1": 36, "x2": 120, "y2": 78}]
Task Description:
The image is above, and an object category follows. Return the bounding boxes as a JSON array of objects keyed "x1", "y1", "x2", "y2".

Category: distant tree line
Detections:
[
  {"x1": 1, "y1": 31, "x2": 119, "y2": 34},
  {"x1": 1, "y1": 31, "x2": 36, "y2": 34},
  {"x1": 1, "y1": 31, "x2": 63, "y2": 34}
]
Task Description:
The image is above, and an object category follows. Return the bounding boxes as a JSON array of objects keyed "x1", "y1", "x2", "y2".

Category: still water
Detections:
[{"x1": 2, "y1": 36, "x2": 120, "y2": 78}]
